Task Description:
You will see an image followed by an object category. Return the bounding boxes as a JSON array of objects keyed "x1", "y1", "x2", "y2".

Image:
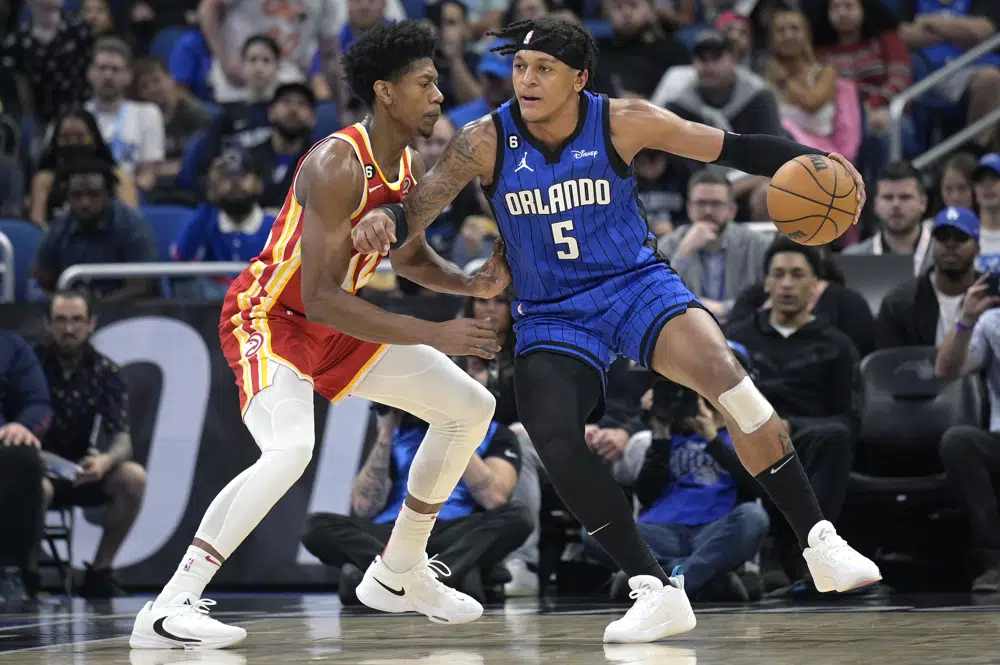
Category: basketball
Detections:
[{"x1": 767, "y1": 155, "x2": 858, "y2": 246}]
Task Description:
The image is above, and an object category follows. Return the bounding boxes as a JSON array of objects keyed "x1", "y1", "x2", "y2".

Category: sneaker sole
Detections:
[
  {"x1": 129, "y1": 632, "x2": 247, "y2": 650},
  {"x1": 356, "y1": 581, "x2": 483, "y2": 624},
  {"x1": 603, "y1": 612, "x2": 697, "y2": 644}
]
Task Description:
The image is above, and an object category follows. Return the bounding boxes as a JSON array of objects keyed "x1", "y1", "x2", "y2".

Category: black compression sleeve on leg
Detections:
[
  {"x1": 713, "y1": 132, "x2": 828, "y2": 178},
  {"x1": 514, "y1": 352, "x2": 671, "y2": 584}
]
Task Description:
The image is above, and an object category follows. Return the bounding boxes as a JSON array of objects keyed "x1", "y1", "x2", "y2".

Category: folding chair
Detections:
[{"x1": 41, "y1": 506, "x2": 75, "y2": 598}]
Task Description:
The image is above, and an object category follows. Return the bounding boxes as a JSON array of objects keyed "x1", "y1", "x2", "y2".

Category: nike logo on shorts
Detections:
[
  {"x1": 375, "y1": 578, "x2": 406, "y2": 596},
  {"x1": 153, "y1": 617, "x2": 201, "y2": 644}
]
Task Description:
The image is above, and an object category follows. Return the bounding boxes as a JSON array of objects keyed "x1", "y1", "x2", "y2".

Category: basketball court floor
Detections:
[{"x1": 1, "y1": 593, "x2": 999, "y2": 665}]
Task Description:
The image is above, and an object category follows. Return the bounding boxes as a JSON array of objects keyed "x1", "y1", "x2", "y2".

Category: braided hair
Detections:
[{"x1": 488, "y1": 17, "x2": 599, "y2": 91}]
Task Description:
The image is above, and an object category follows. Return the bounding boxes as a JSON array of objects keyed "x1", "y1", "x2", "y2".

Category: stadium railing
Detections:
[
  {"x1": 55, "y1": 260, "x2": 396, "y2": 292},
  {"x1": 888, "y1": 32, "x2": 1000, "y2": 163}
]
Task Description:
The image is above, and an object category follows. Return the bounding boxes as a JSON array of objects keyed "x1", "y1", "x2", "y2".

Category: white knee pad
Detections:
[{"x1": 718, "y1": 376, "x2": 774, "y2": 434}]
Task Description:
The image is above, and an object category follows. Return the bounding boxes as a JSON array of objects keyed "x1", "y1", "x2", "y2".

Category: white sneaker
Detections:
[
  {"x1": 355, "y1": 554, "x2": 483, "y2": 624},
  {"x1": 129, "y1": 593, "x2": 247, "y2": 650},
  {"x1": 503, "y1": 559, "x2": 538, "y2": 597},
  {"x1": 803, "y1": 520, "x2": 882, "y2": 593},
  {"x1": 603, "y1": 572, "x2": 696, "y2": 644}
]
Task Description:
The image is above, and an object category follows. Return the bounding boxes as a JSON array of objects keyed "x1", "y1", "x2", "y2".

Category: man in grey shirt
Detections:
[
  {"x1": 658, "y1": 170, "x2": 772, "y2": 321},
  {"x1": 935, "y1": 273, "x2": 1000, "y2": 592}
]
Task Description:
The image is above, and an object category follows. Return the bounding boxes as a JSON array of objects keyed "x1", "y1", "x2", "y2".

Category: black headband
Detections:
[{"x1": 513, "y1": 29, "x2": 588, "y2": 71}]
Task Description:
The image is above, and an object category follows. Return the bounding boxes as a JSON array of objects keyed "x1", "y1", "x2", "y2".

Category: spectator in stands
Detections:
[
  {"x1": 301, "y1": 405, "x2": 531, "y2": 605},
  {"x1": 340, "y1": 0, "x2": 390, "y2": 53},
  {"x1": 34, "y1": 290, "x2": 147, "y2": 598},
  {"x1": 133, "y1": 57, "x2": 214, "y2": 202},
  {"x1": 464, "y1": 0, "x2": 508, "y2": 39},
  {"x1": 875, "y1": 206, "x2": 981, "y2": 349},
  {"x1": 767, "y1": 9, "x2": 862, "y2": 163},
  {"x1": 810, "y1": 0, "x2": 912, "y2": 141},
  {"x1": 730, "y1": 242, "x2": 876, "y2": 357},
  {"x1": 715, "y1": 11, "x2": 758, "y2": 72},
  {"x1": 658, "y1": 170, "x2": 773, "y2": 321},
  {"x1": 32, "y1": 155, "x2": 158, "y2": 300},
  {"x1": 938, "y1": 152, "x2": 978, "y2": 213},
  {"x1": 247, "y1": 82, "x2": 316, "y2": 210},
  {"x1": 651, "y1": 31, "x2": 783, "y2": 218},
  {"x1": 583, "y1": 353, "x2": 770, "y2": 601},
  {"x1": 84, "y1": 37, "x2": 165, "y2": 192},
  {"x1": 447, "y1": 41, "x2": 514, "y2": 130},
  {"x1": 168, "y1": 28, "x2": 215, "y2": 102},
  {"x1": 844, "y1": 162, "x2": 933, "y2": 277},
  {"x1": 726, "y1": 238, "x2": 860, "y2": 590},
  {"x1": 427, "y1": 0, "x2": 486, "y2": 112},
  {"x1": 197, "y1": 0, "x2": 338, "y2": 104},
  {"x1": 974, "y1": 154, "x2": 1000, "y2": 271},
  {"x1": 29, "y1": 110, "x2": 139, "y2": 229},
  {"x1": 171, "y1": 148, "x2": 275, "y2": 298},
  {"x1": 81, "y1": 0, "x2": 121, "y2": 39},
  {"x1": 591, "y1": 0, "x2": 691, "y2": 99},
  {"x1": 898, "y1": 0, "x2": 1000, "y2": 151},
  {"x1": 0, "y1": 0, "x2": 94, "y2": 129},
  {"x1": 199, "y1": 35, "x2": 282, "y2": 178},
  {"x1": 0, "y1": 330, "x2": 50, "y2": 604},
  {"x1": 131, "y1": 0, "x2": 200, "y2": 52},
  {"x1": 635, "y1": 149, "x2": 694, "y2": 236},
  {"x1": 935, "y1": 266, "x2": 1000, "y2": 592}
]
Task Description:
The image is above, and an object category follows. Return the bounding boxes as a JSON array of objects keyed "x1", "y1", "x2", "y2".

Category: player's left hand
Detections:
[
  {"x1": 827, "y1": 153, "x2": 866, "y2": 226},
  {"x1": 469, "y1": 237, "x2": 512, "y2": 299},
  {"x1": 352, "y1": 208, "x2": 397, "y2": 256}
]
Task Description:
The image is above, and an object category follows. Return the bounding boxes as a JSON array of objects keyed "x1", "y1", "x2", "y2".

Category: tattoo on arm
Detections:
[
  {"x1": 778, "y1": 432, "x2": 794, "y2": 457},
  {"x1": 402, "y1": 118, "x2": 495, "y2": 235},
  {"x1": 351, "y1": 440, "x2": 394, "y2": 517}
]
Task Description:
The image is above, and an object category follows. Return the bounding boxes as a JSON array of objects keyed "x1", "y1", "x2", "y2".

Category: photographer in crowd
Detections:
[{"x1": 583, "y1": 344, "x2": 770, "y2": 602}]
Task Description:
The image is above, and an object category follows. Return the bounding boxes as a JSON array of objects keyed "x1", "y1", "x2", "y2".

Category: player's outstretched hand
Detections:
[
  {"x1": 827, "y1": 153, "x2": 866, "y2": 226},
  {"x1": 352, "y1": 207, "x2": 396, "y2": 256},
  {"x1": 470, "y1": 237, "x2": 512, "y2": 299},
  {"x1": 432, "y1": 318, "x2": 501, "y2": 360}
]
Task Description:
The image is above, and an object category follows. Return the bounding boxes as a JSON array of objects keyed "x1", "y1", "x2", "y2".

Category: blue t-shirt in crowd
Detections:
[
  {"x1": 168, "y1": 29, "x2": 214, "y2": 102},
  {"x1": 171, "y1": 203, "x2": 274, "y2": 264},
  {"x1": 638, "y1": 429, "x2": 739, "y2": 527},
  {"x1": 447, "y1": 98, "x2": 492, "y2": 130},
  {"x1": 374, "y1": 422, "x2": 501, "y2": 524}
]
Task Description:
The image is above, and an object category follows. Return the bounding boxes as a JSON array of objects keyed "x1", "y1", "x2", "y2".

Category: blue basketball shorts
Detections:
[{"x1": 511, "y1": 261, "x2": 703, "y2": 376}]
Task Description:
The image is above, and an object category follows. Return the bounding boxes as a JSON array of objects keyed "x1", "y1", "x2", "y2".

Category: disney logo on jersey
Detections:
[
  {"x1": 504, "y1": 178, "x2": 611, "y2": 216},
  {"x1": 572, "y1": 149, "x2": 598, "y2": 159}
]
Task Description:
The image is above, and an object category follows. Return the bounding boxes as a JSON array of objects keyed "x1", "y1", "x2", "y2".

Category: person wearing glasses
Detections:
[{"x1": 657, "y1": 170, "x2": 773, "y2": 322}]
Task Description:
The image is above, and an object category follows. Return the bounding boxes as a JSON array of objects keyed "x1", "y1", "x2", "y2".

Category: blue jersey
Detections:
[
  {"x1": 486, "y1": 91, "x2": 659, "y2": 303},
  {"x1": 483, "y1": 91, "x2": 701, "y2": 377}
]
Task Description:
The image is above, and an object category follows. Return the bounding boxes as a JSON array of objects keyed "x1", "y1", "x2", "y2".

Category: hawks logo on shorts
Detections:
[{"x1": 219, "y1": 123, "x2": 411, "y2": 415}]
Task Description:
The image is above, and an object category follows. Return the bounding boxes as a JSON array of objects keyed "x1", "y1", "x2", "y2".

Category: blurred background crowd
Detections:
[{"x1": 3, "y1": 0, "x2": 1000, "y2": 608}]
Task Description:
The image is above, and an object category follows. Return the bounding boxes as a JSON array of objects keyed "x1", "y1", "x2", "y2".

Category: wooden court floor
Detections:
[{"x1": 1, "y1": 594, "x2": 999, "y2": 665}]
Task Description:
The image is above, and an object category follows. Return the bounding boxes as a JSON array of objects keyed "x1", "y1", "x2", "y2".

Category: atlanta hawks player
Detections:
[{"x1": 130, "y1": 21, "x2": 510, "y2": 649}]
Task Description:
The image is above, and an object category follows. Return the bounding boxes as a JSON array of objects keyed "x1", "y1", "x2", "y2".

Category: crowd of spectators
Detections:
[{"x1": 3, "y1": 0, "x2": 1000, "y2": 605}]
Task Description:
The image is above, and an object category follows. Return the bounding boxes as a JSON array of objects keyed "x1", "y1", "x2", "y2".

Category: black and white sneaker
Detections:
[{"x1": 129, "y1": 593, "x2": 246, "y2": 650}]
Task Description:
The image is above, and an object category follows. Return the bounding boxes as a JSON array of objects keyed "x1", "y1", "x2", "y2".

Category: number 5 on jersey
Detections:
[{"x1": 551, "y1": 220, "x2": 580, "y2": 260}]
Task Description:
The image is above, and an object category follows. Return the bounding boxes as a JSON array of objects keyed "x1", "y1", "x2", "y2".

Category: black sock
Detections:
[
  {"x1": 754, "y1": 452, "x2": 825, "y2": 549},
  {"x1": 588, "y1": 518, "x2": 671, "y2": 585}
]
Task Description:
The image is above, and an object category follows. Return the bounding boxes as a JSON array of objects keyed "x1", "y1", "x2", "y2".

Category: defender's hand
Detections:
[
  {"x1": 827, "y1": 153, "x2": 866, "y2": 226},
  {"x1": 352, "y1": 208, "x2": 397, "y2": 256},
  {"x1": 470, "y1": 238, "x2": 512, "y2": 299},
  {"x1": 431, "y1": 318, "x2": 501, "y2": 359}
]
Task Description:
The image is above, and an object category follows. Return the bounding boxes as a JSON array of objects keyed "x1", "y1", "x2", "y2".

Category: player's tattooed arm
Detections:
[
  {"x1": 352, "y1": 116, "x2": 497, "y2": 257},
  {"x1": 402, "y1": 115, "x2": 497, "y2": 238}
]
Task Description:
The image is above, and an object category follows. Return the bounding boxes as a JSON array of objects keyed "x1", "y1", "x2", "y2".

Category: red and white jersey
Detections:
[{"x1": 233, "y1": 122, "x2": 417, "y2": 316}]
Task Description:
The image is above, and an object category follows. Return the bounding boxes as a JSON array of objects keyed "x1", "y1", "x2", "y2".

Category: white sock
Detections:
[
  {"x1": 381, "y1": 504, "x2": 437, "y2": 573},
  {"x1": 154, "y1": 546, "x2": 222, "y2": 607}
]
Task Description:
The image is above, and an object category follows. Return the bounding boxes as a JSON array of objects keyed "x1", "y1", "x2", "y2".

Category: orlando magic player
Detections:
[{"x1": 353, "y1": 17, "x2": 881, "y2": 643}]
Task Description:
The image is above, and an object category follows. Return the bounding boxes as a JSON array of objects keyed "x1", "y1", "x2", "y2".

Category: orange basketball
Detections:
[{"x1": 767, "y1": 155, "x2": 858, "y2": 246}]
